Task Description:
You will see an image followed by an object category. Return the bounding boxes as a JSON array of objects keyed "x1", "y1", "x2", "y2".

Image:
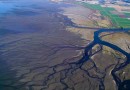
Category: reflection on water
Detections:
[
  {"x1": 0, "y1": 0, "x2": 68, "y2": 15},
  {"x1": 0, "y1": 2, "x2": 15, "y2": 14},
  {"x1": 0, "y1": 0, "x2": 67, "y2": 32},
  {"x1": 0, "y1": 0, "x2": 57, "y2": 15}
]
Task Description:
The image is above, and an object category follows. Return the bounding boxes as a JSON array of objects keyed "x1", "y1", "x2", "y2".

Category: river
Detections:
[
  {"x1": 0, "y1": 0, "x2": 130, "y2": 90},
  {"x1": 81, "y1": 28, "x2": 130, "y2": 90}
]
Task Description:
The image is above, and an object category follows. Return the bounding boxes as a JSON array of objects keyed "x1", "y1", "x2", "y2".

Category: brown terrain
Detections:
[{"x1": 0, "y1": 0, "x2": 130, "y2": 90}]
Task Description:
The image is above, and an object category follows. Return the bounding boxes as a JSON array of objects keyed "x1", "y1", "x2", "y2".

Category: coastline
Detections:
[{"x1": 60, "y1": 3, "x2": 96, "y2": 41}]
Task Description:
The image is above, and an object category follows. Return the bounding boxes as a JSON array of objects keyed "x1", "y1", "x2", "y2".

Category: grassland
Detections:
[{"x1": 76, "y1": 2, "x2": 130, "y2": 28}]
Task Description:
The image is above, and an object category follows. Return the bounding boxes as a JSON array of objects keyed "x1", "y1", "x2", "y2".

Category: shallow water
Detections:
[{"x1": 0, "y1": 0, "x2": 84, "y2": 90}]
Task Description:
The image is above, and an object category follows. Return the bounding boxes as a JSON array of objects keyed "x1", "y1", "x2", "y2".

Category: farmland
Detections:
[{"x1": 76, "y1": 2, "x2": 130, "y2": 28}]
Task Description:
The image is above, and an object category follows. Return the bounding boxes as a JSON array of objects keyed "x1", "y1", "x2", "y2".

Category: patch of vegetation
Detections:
[
  {"x1": 124, "y1": 13, "x2": 130, "y2": 17},
  {"x1": 76, "y1": 2, "x2": 130, "y2": 28}
]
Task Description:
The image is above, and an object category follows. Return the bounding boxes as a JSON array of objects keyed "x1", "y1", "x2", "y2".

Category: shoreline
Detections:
[{"x1": 59, "y1": 3, "x2": 96, "y2": 41}]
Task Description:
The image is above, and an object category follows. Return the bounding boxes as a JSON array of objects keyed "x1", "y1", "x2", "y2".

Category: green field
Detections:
[
  {"x1": 76, "y1": 2, "x2": 130, "y2": 28},
  {"x1": 124, "y1": 12, "x2": 130, "y2": 17}
]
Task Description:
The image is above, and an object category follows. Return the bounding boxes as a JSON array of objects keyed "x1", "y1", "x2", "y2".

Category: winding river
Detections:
[
  {"x1": 80, "y1": 28, "x2": 130, "y2": 90},
  {"x1": 0, "y1": 0, "x2": 130, "y2": 89}
]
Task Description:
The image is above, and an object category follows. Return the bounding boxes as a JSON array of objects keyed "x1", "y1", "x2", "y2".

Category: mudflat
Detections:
[{"x1": 0, "y1": 0, "x2": 87, "y2": 90}]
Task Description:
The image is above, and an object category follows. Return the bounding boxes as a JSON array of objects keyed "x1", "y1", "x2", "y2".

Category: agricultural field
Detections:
[{"x1": 76, "y1": 2, "x2": 130, "y2": 28}]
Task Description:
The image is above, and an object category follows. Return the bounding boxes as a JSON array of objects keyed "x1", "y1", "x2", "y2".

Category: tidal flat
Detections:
[
  {"x1": 0, "y1": 0, "x2": 89, "y2": 90},
  {"x1": 1, "y1": 0, "x2": 130, "y2": 90}
]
